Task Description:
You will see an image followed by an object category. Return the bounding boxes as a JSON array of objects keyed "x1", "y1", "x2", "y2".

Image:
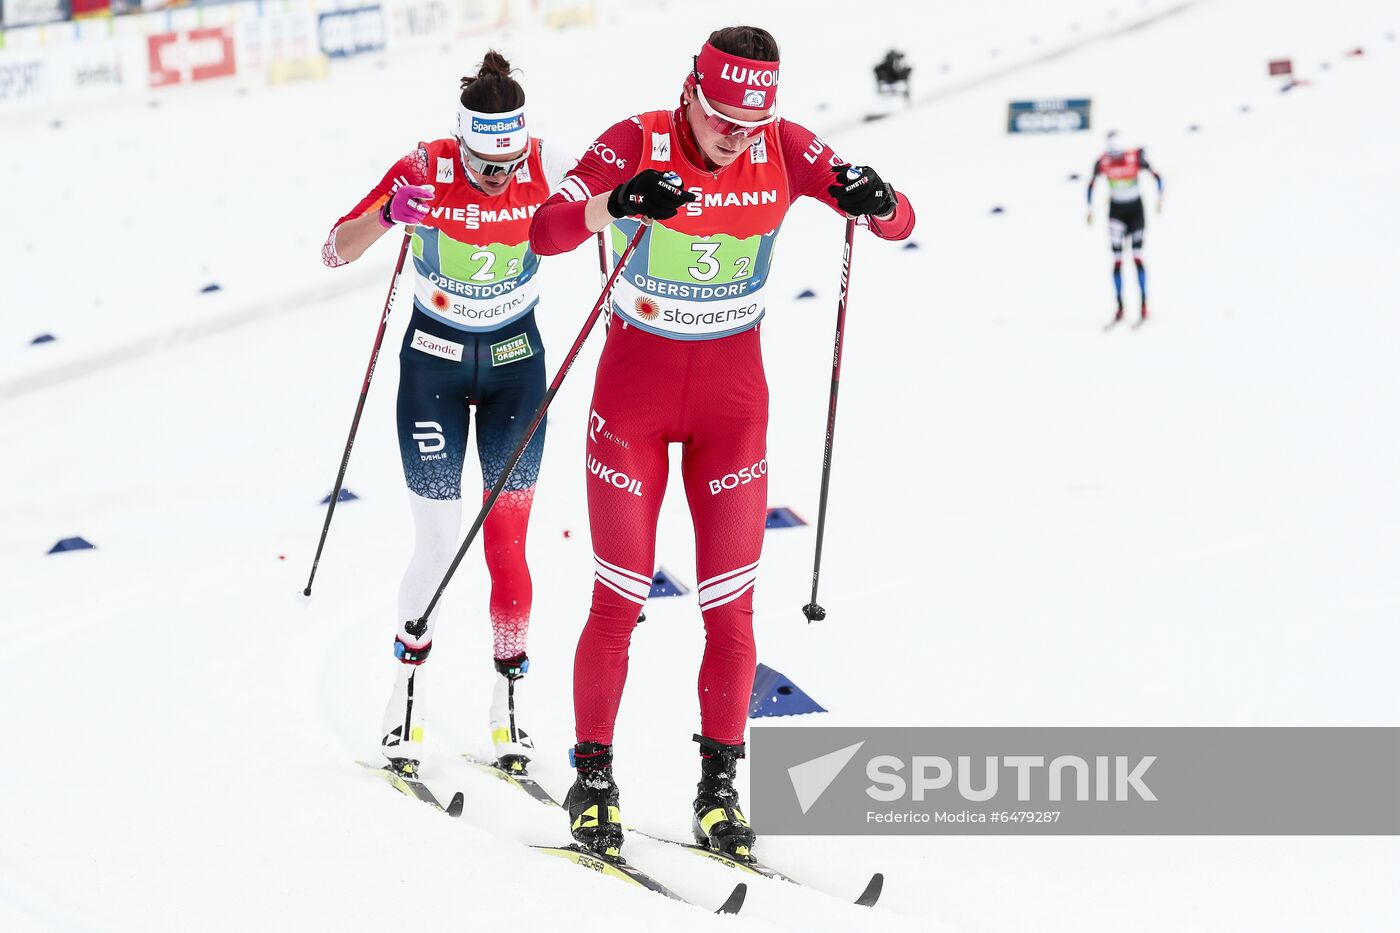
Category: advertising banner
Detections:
[
  {"x1": 317, "y1": 5, "x2": 385, "y2": 59},
  {"x1": 1007, "y1": 98, "x2": 1092, "y2": 134},
  {"x1": 147, "y1": 26, "x2": 236, "y2": 87},
  {"x1": 0, "y1": 56, "x2": 47, "y2": 109},
  {"x1": 1, "y1": 0, "x2": 66, "y2": 27}
]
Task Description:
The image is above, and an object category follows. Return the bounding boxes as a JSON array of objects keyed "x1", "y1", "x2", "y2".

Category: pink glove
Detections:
[{"x1": 378, "y1": 184, "x2": 435, "y2": 228}]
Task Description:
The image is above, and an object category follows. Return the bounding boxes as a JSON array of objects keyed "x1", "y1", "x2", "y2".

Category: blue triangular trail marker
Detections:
[
  {"x1": 750, "y1": 663, "x2": 826, "y2": 718},
  {"x1": 648, "y1": 567, "x2": 690, "y2": 598},
  {"x1": 902, "y1": 241, "x2": 921, "y2": 250},
  {"x1": 795, "y1": 288, "x2": 817, "y2": 299},
  {"x1": 200, "y1": 283, "x2": 222, "y2": 294},
  {"x1": 320, "y1": 488, "x2": 359, "y2": 505},
  {"x1": 48, "y1": 536, "x2": 95, "y2": 554},
  {"x1": 765, "y1": 507, "x2": 808, "y2": 529},
  {"x1": 30, "y1": 333, "x2": 56, "y2": 345}
]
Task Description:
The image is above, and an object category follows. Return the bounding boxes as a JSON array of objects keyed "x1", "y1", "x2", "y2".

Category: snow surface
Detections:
[{"x1": 3, "y1": 1, "x2": 1400, "y2": 930}]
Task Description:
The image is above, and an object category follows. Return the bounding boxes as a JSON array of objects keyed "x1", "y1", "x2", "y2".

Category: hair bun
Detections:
[
  {"x1": 479, "y1": 50, "x2": 513, "y2": 77},
  {"x1": 459, "y1": 49, "x2": 524, "y2": 110}
]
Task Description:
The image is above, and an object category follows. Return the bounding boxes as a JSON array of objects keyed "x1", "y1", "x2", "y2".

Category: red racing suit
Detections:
[{"x1": 530, "y1": 109, "x2": 915, "y2": 745}]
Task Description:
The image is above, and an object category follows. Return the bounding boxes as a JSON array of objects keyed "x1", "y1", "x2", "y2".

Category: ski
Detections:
[
  {"x1": 357, "y1": 760, "x2": 465, "y2": 817},
  {"x1": 362, "y1": 759, "x2": 739, "y2": 911},
  {"x1": 634, "y1": 830, "x2": 884, "y2": 907},
  {"x1": 456, "y1": 753, "x2": 879, "y2": 907},
  {"x1": 533, "y1": 844, "x2": 746, "y2": 914},
  {"x1": 461, "y1": 752, "x2": 560, "y2": 808}
]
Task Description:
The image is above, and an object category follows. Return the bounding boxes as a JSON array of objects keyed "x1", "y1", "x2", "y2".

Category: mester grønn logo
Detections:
[{"x1": 750, "y1": 727, "x2": 1400, "y2": 835}]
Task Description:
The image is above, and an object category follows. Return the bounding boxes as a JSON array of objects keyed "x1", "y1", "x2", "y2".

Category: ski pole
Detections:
[
  {"x1": 595, "y1": 229, "x2": 610, "y2": 286},
  {"x1": 802, "y1": 218, "x2": 858, "y2": 623},
  {"x1": 410, "y1": 220, "x2": 652, "y2": 628},
  {"x1": 303, "y1": 231, "x2": 412, "y2": 597},
  {"x1": 594, "y1": 229, "x2": 647, "y2": 625}
]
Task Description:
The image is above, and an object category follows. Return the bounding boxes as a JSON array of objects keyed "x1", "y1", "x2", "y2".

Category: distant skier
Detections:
[
  {"x1": 321, "y1": 52, "x2": 574, "y2": 780},
  {"x1": 1086, "y1": 130, "x2": 1163, "y2": 324},
  {"x1": 529, "y1": 25, "x2": 915, "y2": 860}
]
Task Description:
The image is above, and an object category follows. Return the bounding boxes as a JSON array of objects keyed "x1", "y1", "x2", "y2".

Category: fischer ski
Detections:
[
  {"x1": 461, "y1": 752, "x2": 559, "y2": 808},
  {"x1": 357, "y1": 760, "x2": 465, "y2": 817},
  {"x1": 533, "y1": 844, "x2": 746, "y2": 914},
  {"x1": 634, "y1": 830, "x2": 884, "y2": 907},
  {"x1": 362, "y1": 759, "x2": 740, "y2": 911},
  {"x1": 454, "y1": 762, "x2": 881, "y2": 907}
]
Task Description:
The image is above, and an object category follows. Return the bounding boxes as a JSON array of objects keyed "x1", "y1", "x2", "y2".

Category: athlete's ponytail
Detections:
[{"x1": 460, "y1": 50, "x2": 524, "y2": 112}]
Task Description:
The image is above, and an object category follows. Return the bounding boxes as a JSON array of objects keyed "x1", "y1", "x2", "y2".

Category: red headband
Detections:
[{"x1": 693, "y1": 41, "x2": 780, "y2": 111}]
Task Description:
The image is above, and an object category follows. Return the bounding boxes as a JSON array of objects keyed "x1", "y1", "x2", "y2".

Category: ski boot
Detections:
[
  {"x1": 1139, "y1": 301, "x2": 1149, "y2": 324},
  {"x1": 1112, "y1": 297, "x2": 1125, "y2": 324},
  {"x1": 691, "y1": 734, "x2": 757, "y2": 860},
  {"x1": 488, "y1": 654, "x2": 534, "y2": 774},
  {"x1": 564, "y1": 742, "x2": 624, "y2": 858},
  {"x1": 381, "y1": 662, "x2": 425, "y2": 777}
]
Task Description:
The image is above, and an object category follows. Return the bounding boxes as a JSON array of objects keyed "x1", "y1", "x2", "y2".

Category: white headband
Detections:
[{"x1": 457, "y1": 103, "x2": 528, "y2": 156}]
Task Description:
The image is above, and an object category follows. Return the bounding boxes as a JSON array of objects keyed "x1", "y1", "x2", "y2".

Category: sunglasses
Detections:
[
  {"x1": 689, "y1": 62, "x2": 776, "y2": 138},
  {"x1": 459, "y1": 140, "x2": 529, "y2": 178}
]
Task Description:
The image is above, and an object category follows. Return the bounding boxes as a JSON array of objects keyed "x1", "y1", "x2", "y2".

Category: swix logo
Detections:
[
  {"x1": 709, "y1": 457, "x2": 767, "y2": 495},
  {"x1": 587, "y1": 456, "x2": 643, "y2": 496},
  {"x1": 833, "y1": 242, "x2": 850, "y2": 366},
  {"x1": 838, "y1": 241, "x2": 851, "y2": 303},
  {"x1": 720, "y1": 62, "x2": 778, "y2": 88},
  {"x1": 683, "y1": 187, "x2": 779, "y2": 217}
]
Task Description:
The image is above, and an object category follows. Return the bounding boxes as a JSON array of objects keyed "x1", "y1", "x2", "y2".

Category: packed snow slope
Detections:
[{"x1": 3, "y1": 1, "x2": 1399, "y2": 931}]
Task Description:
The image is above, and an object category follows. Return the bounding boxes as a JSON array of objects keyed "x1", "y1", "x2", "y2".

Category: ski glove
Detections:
[
  {"x1": 607, "y1": 170, "x2": 695, "y2": 220},
  {"x1": 828, "y1": 164, "x2": 897, "y2": 219},
  {"x1": 379, "y1": 184, "x2": 435, "y2": 228}
]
